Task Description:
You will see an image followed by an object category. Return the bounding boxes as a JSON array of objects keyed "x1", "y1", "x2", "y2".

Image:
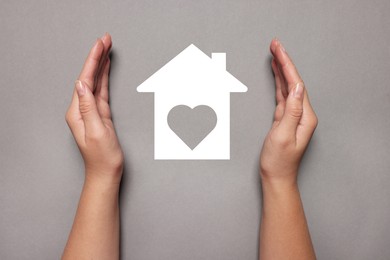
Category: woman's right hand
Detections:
[
  {"x1": 65, "y1": 33, "x2": 124, "y2": 184},
  {"x1": 260, "y1": 39, "x2": 318, "y2": 186}
]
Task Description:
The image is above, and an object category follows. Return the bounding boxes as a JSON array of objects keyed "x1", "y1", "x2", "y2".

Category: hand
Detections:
[
  {"x1": 65, "y1": 33, "x2": 124, "y2": 184},
  {"x1": 260, "y1": 39, "x2": 318, "y2": 186}
]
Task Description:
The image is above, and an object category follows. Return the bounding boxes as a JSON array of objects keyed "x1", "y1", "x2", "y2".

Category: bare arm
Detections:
[
  {"x1": 63, "y1": 33, "x2": 124, "y2": 260},
  {"x1": 259, "y1": 39, "x2": 318, "y2": 260}
]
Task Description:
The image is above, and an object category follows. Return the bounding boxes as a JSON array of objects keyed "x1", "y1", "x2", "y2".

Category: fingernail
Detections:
[
  {"x1": 101, "y1": 32, "x2": 108, "y2": 41},
  {"x1": 92, "y1": 39, "x2": 100, "y2": 50},
  {"x1": 294, "y1": 82, "x2": 304, "y2": 99},
  {"x1": 75, "y1": 80, "x2": 86, "y2": 96},
  {"x1": 96, "y1": 38, "x2": 103, "y2": 47},
  {"x1": 279, "y1": 42, "x2": 286, "y2": 53},
  {"x1": 271, "y1": 38, "x2": 278, "y2": 53}
]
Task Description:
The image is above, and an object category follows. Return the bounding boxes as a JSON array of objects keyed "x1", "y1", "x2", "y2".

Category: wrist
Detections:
[
  {"x1": 261, "y1": 179, "x2": 301, "y2": 210},
  {"x1": 260, "y1": 173, "x2": 299, "y2": 195},
  {"x1": 85, "y1": 167, "x2": 123, "y2": 188},
  {"x1": 83, "y1": 175, "x2": 122, "y2": 198}
]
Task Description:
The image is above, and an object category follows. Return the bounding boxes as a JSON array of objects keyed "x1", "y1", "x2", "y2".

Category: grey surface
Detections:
[
  {"x1": 1, "y1": 0, "x2": 390, "y2": 259},
  {"x1": 168, "y1": 105, "x2": 218, "y2": 150}
]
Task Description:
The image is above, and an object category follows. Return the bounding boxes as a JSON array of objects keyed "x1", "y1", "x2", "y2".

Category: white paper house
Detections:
[{"x1": 137, "y1": 44, "x2": 247, "y2": 160}]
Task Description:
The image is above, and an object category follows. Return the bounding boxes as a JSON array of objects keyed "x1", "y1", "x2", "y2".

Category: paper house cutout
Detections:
[{"x1": 137, "y1": 44, "x2": 247, "y2": 160}]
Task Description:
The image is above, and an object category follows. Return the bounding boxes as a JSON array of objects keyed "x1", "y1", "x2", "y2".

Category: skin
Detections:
[
  {"x1": 62, "y1": 34, "x2": 317, "y2": 260},
  {"x1": 63, "y1": 33, "x2": 124, "y2": 260},
  {"x1": 259, "y1": 39, "x2": 318, "y2": 260}
]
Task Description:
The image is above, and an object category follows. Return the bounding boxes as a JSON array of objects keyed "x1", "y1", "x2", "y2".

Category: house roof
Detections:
[{"x1": 137, "y1": 44, "x2": 248, "y2": 93}]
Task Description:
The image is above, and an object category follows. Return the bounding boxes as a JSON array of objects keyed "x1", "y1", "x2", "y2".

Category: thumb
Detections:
[
  {"x1": 75, "y1": 80, "x2": 104, "y2": 134},
  {"x1": 279, "y1": 82, "x2": 304, "y2": 136}
]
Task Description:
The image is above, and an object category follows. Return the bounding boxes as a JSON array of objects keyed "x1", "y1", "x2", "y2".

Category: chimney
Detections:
[{"x1": 212, "y1": 53, "x2": 226, "y2": 70}]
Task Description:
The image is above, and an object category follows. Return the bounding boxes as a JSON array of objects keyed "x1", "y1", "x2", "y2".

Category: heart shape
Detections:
[{"x1": 167, "y1": 105, "x2": 217, "y2": 150}]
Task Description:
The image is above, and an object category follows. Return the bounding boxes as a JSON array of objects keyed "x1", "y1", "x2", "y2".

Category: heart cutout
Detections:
[{"x1": 167, "y1": 105, "x2": 217, "y2": 150}]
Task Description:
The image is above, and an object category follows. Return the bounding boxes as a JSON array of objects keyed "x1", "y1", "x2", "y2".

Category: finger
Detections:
[
  {"x1": 272, "y1": 39, "x2": 316, "y2": 131},
  {"x1": 273, "y1": 103, "x2": 285, "y2": 123},
  {"x1": 70, "y1": 38, "x2": 103, "y2": 115},
  {"x1": 302, "y1": 87, "x2": 316, "y2": 116},
  {"x1": 96, "y1": 59, "x2": 112, "y2": 120},
  {"x1": 75, "y1": 80, "x2": 105, "y2": 135},
  {"x1": 271, "y1": 39, "x2": 302, "y2": 93},
  {"x1": 65, "y1": 90, "x2": 85, "y2": 142},
  {"x1": 100, "y1": 33, "x2": 112, "y2": 70},
  {"x1": 68, "y1": 85, "x2": 81, "y2": 118},
  {"x1": 296, "y1": 89, "x2": 318, "y2": 145},
  {"x1": 270, "y1": 40, "x2": 288, "y2": 98},
  {"x1": 276, "y1": 61, "x2": 289, "y2": 99},
  {"x1": 278, "y1": 82, "x2": 305, "y2": 139},
  {"x1": 95, "y1": 33, "x2": 112, "y2": 96},
  {"x1": 271, "y1": 59, "x2": 285, "y2": 122},
  {"x1": 78, "y1": 39, "x2": 104, "y2": 92},
  {"x1": 65, "y1": 112, "x2": 85, "y2": 143},
  {"x1": 271, "y1": 59, "x2": 285, "y2": 105},
  {"x1": 99, "y1": 57, "x2": 110, "y2": 102}
]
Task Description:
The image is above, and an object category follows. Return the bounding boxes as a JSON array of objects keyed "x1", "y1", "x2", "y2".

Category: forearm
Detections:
[
  {"x1": 259, "y1": 177, "x2": 315, "y2": 260},
  {"x1": 62, "y1": 173, "x2": 121, "y2": 260}
]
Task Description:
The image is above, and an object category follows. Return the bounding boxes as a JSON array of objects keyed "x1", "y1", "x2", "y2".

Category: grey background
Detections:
[{"x1": 1, "y1": 0, "x2": 389, "y2": 259}]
